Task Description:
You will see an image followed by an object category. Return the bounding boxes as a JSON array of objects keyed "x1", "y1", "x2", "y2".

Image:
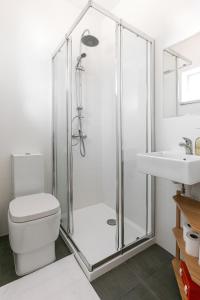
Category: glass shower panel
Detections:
[
  {"x1": 53, "y1": 43, "x2": 68, "y2": 232},
  {"x1": 68, "y1": 8, "x2": 118, "y2": 267},
  {"x1": 122, "y1": 28, "x2": 149, "y2": 246}
]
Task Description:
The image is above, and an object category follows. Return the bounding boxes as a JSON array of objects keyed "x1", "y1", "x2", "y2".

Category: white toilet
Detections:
[{"x1": 8, "y1": 154, "x2": 61, "y2": 276}]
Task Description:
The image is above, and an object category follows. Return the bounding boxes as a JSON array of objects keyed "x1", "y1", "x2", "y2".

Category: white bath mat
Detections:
[{"x1": 0, "y1": 255, "x2": 99, "y2": 300}]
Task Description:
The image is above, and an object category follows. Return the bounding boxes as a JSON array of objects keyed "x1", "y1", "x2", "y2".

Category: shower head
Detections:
[
  {"x1": 81, "y1": 35, "x2": 99, "y2": 47},
  {"x1": 81, "y1": 29, "x2": 99, "y2": 47},
  {"x1": 76, "y1": 52, "x2": 87, "y2": 68}
]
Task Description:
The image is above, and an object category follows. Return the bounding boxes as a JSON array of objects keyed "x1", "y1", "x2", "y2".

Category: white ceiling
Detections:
[{"x1": 67, "y1": 0, "x2": 120, "y2": 10}]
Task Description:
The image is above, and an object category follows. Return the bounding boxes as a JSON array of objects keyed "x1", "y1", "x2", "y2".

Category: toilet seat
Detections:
[{"x1": 9, "y1": 193, "x2": 60, "y2": 223}]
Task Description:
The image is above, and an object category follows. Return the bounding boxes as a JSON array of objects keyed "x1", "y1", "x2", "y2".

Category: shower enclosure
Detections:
[{"x1": 52, "y1": 1, "x2": 154, "y2": 275}]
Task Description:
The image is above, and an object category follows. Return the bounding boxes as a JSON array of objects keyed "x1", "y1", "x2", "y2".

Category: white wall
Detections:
[
  {"x1": 0, "y1": 0, "x2": 79, "y2": 235},
  {"x1": 113, "y1": 0, "x2": 200, "y2": 254}
]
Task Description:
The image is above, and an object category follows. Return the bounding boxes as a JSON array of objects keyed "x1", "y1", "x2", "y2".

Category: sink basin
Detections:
[{"x1": 137, "y1": 151, "x2": 200, "y2": 185}]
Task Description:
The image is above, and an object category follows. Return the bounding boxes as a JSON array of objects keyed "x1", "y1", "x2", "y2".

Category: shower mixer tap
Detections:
[
  {"x1": 72, "y1": 133, "x2": 87, "y2": 139},
  {"x1": 72, "y1": 115, "x2": 87, "y2": 139}
]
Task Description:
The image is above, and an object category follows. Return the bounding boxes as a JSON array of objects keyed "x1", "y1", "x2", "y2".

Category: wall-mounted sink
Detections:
[{"x1": 137, "y1": 151, "x2": 200, "y2": 185}]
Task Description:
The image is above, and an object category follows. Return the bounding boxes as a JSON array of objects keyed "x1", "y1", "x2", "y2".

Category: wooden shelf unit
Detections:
[
  {"x1": 173, "y1": 193, "x2": 200, "y2": 232},
  {"x1": 173, "y1": 227, "x2": 200, "y2": 286},
  {"x1": 172, "y1": 191, "x2": 200, "y2": 299},
  {"x1": 172, "y1": 258, "x2": 187, "y2": 300}
]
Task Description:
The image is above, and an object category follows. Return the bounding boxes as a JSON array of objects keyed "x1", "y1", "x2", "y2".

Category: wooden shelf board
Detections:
[
  {"x1": 172, "y1": 258, "x2": 187, "y2": 300},
  {"x1": 173, "y1": 227, "x2": 200, "y2": 286},
  {"x1": 173, "y1": 193, "x2": 200, "y2": 233}
]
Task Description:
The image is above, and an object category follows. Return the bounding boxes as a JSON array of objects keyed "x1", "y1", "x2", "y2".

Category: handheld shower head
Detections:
[
  {"x1": 80, "y1": 53, "x2": 87, "y2": 58},
  {"x1": 76, "y1": 52, "x2": 87, "y2": 68}
]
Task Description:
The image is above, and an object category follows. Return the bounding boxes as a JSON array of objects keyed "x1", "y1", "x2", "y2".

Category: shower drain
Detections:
[{"x1": 107, "y1": 219, "x2": 116, "y2": 226}]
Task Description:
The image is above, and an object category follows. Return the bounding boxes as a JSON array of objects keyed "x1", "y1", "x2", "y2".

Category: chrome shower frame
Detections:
[{"x1": 52, "y1": 0, "x2": 155, "y2": 275}]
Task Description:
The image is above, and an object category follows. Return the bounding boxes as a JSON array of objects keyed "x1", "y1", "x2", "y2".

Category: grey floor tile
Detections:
[
  {"x1": 55, "y1": 236, "x2": 71, "y2": 260},
  {"x1": 120, "y1": 283, "x2": 159, "y2": 300},
  {"x1": 125, "y1": 244, "x2": 173, "y2": 280},
  {"x1": 144, "y1": 263, "x2": 181, "y2": 300},
  {"x1": 0, "y1": 237, "x2": 18, "y2": 287},
  {"x1": 0, "y1": 235, "x2": 10, "y2": 249},
  {"x1": 92, "y1": 245, "x2": 180, "y2": 300},
  {"x1": 92, "y1": 263, "x2": 140, "y2": 300}
]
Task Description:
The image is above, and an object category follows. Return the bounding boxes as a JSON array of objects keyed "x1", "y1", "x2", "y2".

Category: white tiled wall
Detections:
[{"x1": 0, "y1": 0, "x2": 80, "y2": 235}]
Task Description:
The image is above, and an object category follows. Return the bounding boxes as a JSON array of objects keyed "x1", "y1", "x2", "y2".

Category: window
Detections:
[{"x1": 180, "y1": 66, "x2": 200, "y2": 103}]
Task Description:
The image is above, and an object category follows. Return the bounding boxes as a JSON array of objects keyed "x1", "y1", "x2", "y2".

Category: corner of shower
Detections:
[{"x1": 52, "y1": 1, "x2": 155, "y2": 280}]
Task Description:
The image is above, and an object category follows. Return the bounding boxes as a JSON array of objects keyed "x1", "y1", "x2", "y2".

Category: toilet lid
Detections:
[{"x1": 9, "y1": 193, "x2": 60, "y2": 223}]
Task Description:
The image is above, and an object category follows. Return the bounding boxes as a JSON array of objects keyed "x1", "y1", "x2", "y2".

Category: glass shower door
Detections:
[
  {"x1": 52, "y1": 42, "x2": 69, "y2": 232},
  {"x1": 67, "y1": 9, "x2": 119, "y2": 268},
  {"x1": 121, "y1": 27, "x2": 153, "y2": 247}
]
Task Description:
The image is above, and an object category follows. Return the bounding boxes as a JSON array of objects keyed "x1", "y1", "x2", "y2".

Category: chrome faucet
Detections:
[{"x1": 179, "y1": 137, "x2": 193, "y2": 154}]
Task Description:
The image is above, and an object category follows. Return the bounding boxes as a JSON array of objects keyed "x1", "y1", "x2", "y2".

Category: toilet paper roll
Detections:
[
  {"x1": 185, "y1": 231, "x2": 200, "y2": 257},
  {"x1": 183, "y1": 222, "x2": 192, "y2": 241}
]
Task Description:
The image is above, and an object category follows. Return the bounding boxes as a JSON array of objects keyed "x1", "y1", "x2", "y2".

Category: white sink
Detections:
[{"x1": 137, "y1": 151, "x2": 200, "y2": 185}]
